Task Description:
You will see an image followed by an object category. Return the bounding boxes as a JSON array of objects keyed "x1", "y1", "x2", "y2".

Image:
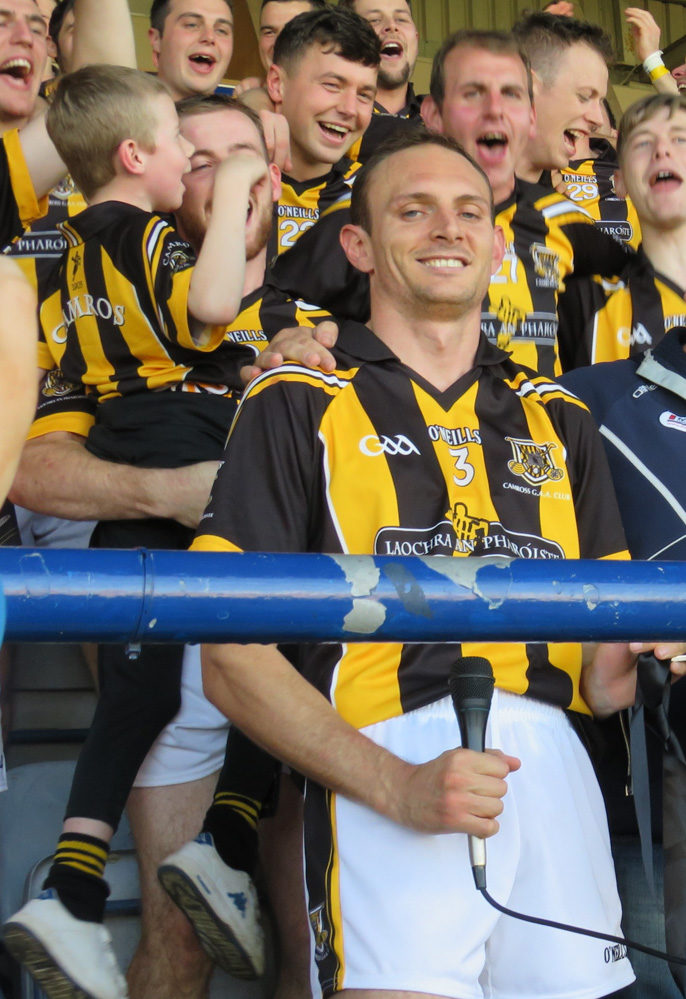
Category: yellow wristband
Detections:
[{"x1": 648, "y1": 64, "x2": 670, "y2": 81}]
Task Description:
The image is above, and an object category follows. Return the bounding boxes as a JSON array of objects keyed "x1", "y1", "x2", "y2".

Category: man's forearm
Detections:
[
  {"x1": 202, "y1": 641, "x2": 518, "y2": 837},
  {"x1": 10, "y1": 433, "x2": 218, "y2": 527}
]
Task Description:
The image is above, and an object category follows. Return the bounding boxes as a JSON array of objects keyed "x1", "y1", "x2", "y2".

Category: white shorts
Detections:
[
  {"x1": 304, "y1": 690, "x2": 635, "y2": 999},
  {"x1": 133, "y1": 644, "x2": 228, "y2": 788}
]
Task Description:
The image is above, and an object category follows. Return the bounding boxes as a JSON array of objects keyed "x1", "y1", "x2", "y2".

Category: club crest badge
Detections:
[{"x1": 506, "y1": 437, "x2": 564, "y2": 486}]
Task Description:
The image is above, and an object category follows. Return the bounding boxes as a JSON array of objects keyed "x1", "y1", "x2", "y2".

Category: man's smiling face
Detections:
[
  {"x1": 149, "y1": 0, "x2": 233, "y2": 100},
  {"x1": 0, "y1": 0, "x2": 49, "y2": 128}
]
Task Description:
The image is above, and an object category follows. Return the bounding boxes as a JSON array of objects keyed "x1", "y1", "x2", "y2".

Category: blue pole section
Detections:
[{"x1": 1, "y1": 547, "x2": 685, "y2": 644}]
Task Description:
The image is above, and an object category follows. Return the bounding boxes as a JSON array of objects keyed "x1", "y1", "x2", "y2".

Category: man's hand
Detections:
[
  {"x1": 543, "y1": 1, "x2": 574, "y2": 16},
  {"x1": 581, "y1": 643, "x2": 636, "y2": 718},
  {"x1": 625, "y1": 7, "x2": 661, "y2": 62},
  {"x1": 394, "y1": 747, "x2": 521, "y2": 836},
  {"x1": 234, "y1": 76, "x2": 264, "y2": 97},
  {"x1": 630, "y1": 642, "x2": 686, "y2": 680},
  {"x1": 240, "y1": 319, "x2": 339, "y2": 384},
  {"x1": 258, "y1": 109, "x2": 291, "y2": 173}
]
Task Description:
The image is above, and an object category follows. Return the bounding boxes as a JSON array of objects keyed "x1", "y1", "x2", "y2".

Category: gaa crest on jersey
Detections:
[
  {"x1": 531, "y1": 243, "x2": 560, "y2": 288},
  {"x1": 51, "y1": 174, "x2": 78, "y2": 201},
  {"x1": 506, "y1": 438, "x2": 564, "y2": 486},
  {"x1": 309, "y1": 904, "x2": 330, "y2": 960},
  {"x1": 167, "y1": 248, "x2": 194, "y2": 272},
  {"x1": 41, "y1": 369, "x2": 81, "y2": 398}
]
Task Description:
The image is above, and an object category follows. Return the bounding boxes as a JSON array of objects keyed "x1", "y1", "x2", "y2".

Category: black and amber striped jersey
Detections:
[
  {"x1": 193, "y1": 321, "x2": 628, "y2": 727},
  {"x1": 348, "y1": 84, "x2": 424, "y2": 164},
  {"x1": 484, "y1": 178, "x2": 631, "y2": 377},
  {"x1": 272, "y1": 156, "x2": 361, "y2": 256},
  {"x1": 0, "y1": 128, "x2": 48, "y2": 247},
  {"x1": 584, "y1": 247, "x2": 686, "y2": 365},
  {"x1": 558, "y1": 142, "x2": 641, "y2": 250},
  {"x1": 29, "y1": 282, "x2": 331, "y2": 445},
  {"x1": 5, "y1": 173, "x2": 86, "y2": 294},
  {"x1": 37, "y1": 200, "x2": 232, "y2": 395}
]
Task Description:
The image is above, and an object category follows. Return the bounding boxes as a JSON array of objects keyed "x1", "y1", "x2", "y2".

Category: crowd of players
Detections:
[{"x1": 1, "y1": 1, "x2": 686, "y2": 998}]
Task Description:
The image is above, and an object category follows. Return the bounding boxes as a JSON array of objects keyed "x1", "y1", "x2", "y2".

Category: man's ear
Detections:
[
  {"x1": 266, "y1": 64, "x2": 285, "y2": 109},
  {"x1": 340, "y1": 223, "x2": 374, "y2": 274},
  {"x1": 148, "y1": 27, "x2": 161, "y2": 68},
  {"x1": 491, "y1": 224, "x2": 505, "y2": 277},
  {"x1": 268, "y1": 161, "x2": 282, "y2": 202},
  {"x1": 421, "y1": 94, "x2": 443, "y2": 134}
]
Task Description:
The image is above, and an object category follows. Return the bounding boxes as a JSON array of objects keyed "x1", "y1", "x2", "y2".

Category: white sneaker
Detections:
[
  {"x1": 158, "y1": 832, "x2": 265, "y2": 979},
  {"x1": 3, "y1": 889, "x2": 128, "y2": 999}
]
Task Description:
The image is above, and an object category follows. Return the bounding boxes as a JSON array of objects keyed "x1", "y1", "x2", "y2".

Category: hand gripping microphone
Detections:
[{"x1": 448, "y1": 656, "x2": 495, "y2": 890}]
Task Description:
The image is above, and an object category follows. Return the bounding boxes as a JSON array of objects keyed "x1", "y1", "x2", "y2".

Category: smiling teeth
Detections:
[
  {"x1": 322, "y1": 123, "x2": 347, "y2": 134},
  {"x1": 1, "y1": 58, "x2": 30, "y2": 76},
  {"x1": 424, "y1": 258, "x2": 465, "y2": 268}
]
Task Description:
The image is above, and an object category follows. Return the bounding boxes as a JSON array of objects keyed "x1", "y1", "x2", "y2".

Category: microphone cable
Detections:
[{"x1": 477, "y1": 886, "x2": 686, "y2": 967}]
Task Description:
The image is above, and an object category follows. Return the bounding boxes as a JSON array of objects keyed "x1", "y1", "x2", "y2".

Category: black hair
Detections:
[
  {"x1": 150, "y1": 0, "x2": 233, "y2": 34},
  {"x1": 272, "y1": 6, "x2": 380, "y2": 71},
  {"x1": 48, "y1": 0, "x2": 76, "y2": 45},
  {"x1": 512, "y1": 11, "x2": 614, "y2": 84}
]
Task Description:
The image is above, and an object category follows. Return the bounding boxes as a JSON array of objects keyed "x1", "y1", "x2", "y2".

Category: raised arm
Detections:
[
  {"x1": 71, "y1": 0, "x2": 136, "y2": 71},
  {"x1": 625, "y1": 8, "x2": 678, "y2": 95},
  {"x1": 188, "y1": 153, "x2": 271, "y2": 329},
  {"x1": 16, "y1": 0, "x2": 137, "y2": 199}
]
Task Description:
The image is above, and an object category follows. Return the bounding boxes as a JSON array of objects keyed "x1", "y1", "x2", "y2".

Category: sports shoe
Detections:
[
  {"x1": 3, "y1": 889, "x2": 128, "y2": 999},
  {"x1": 158, "y1": 832, "x2": 265, "y2": 979}
]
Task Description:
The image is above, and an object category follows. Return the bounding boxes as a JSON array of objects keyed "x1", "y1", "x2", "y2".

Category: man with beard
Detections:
[
  {"x1": 270, "y1": 27, "x2": 631, "y2": 374},
  {"x1": 339, "y1": 0, "x2": 423, "y2": 162},
  {"x1": 7, "y1": 94, "x2": 327, "y2": 999}
]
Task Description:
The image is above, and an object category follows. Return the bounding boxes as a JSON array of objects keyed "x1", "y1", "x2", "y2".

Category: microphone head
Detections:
[{"x1": 448, "y1": 656, "x2": 495, "y2": 705}]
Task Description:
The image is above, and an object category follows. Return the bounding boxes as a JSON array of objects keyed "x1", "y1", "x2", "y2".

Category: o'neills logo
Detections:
[
  {"x1": 506, "y1": 437, "x2": 564, "y2": 487},
  {"x1": 51, "y1": 295, "x2": 125, "y2": 343},
  {"x1": 375, "y1": 501, "x2": 564, "y2": 559}
]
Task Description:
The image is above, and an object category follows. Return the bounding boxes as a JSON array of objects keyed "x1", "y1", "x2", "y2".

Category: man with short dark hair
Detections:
[
  {"x1": 264, "y1": 6, "x2": 379, "y2": 254},
  {"x1": 191, "y1": 128, "x2": 663, "y2": 998},
  {"x1": 148, "y1": 0, "x2": 234, "y2": 101}
]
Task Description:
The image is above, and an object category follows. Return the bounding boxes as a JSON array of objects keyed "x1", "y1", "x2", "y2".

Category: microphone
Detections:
[{"x1": 448, "y1": 656, "x2": 495, "y2": 890}]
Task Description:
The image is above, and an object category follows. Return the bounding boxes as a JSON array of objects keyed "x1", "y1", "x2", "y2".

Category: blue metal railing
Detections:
[{"x1": 0, "y1": 547, "x2": 684, "y2": 644}]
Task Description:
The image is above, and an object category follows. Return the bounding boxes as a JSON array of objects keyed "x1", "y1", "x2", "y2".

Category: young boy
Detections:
[{"x1": 4, "y1": 65, "x2": 269, "y2": 999}]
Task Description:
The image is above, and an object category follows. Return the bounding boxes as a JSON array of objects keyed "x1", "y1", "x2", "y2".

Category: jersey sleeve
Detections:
[
  {"x1": 192, "y1": 371, "x2": 326, "y2": 554},
  {"x1": 27, "y1": 370, "x2": 97, "y2": 440},
  {"x1": 140, "y1": 217, "x2": 226, "y2": 353}
]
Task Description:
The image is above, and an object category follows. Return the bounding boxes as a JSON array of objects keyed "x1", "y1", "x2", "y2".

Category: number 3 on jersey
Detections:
[{"x1": 450, "y1": 446, "x2": 475, "y2": 486}]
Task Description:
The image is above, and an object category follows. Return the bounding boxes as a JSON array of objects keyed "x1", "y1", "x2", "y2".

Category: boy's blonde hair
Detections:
[{"x1": 46, "y1": 65, "x2": 170, "y2": 200}]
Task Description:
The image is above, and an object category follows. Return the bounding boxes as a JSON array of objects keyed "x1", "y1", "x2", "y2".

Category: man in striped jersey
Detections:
[
  {"x1": 189, "y1": 130, "x2": 673, "y2": 999},
  {"x1": 270, "y1": 27, "x2": 631, "y2": 376}
]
